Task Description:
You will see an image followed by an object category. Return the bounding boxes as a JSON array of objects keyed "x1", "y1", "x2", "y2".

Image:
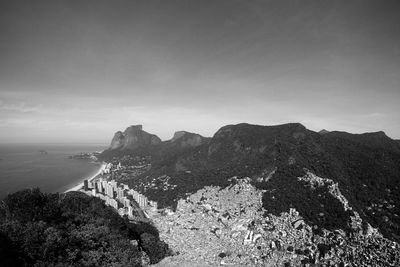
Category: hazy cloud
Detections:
[{"x1": 0, "y1": 0, "x2": 399, "y2": 142}]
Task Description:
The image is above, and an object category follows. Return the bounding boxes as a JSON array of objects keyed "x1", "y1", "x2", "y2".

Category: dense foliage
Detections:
[
  {"x1": 0, "y1": 189, "x2": 169, "y2": 266},
  {"x1": 319, "y1": 132, "x2": 400, "y2": 241}
]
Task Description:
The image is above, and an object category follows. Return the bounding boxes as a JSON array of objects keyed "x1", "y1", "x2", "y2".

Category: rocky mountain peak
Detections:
[
  {"x1": 319, "y1": 129, "x2": 330, "y2": 135},
  {"x1": 170, "y1": 131, "x2": 207, "y2": 148},
  {"x1": 124, "y1": 124, "x2": 142, "y2": 132},
  {"x1": 109, "y1": 131, "x2": 125, "y2": 150},
  {"x1": 108, "y1": 125, "x2": 161, "y2": 150},
  {"x1": 171, "y1": 131, "x2": 188, "y2": 142}
]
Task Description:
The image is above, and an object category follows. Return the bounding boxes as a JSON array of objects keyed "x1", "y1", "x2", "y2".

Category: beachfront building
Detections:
[
  {"x1": 88, "y1": 180, "x2": 94, "y2": 189},
  {"x1": 117, "y1": 187, "x2": 125, "y2": 201},
  {"x1": 100, "y1": 162, "x2": 113, "y2": 174},
  {"x1": 128, "y1": 206, "x2": 134, "y2": 217},
  {"x1": 123, "y1": 197, "x2": 130, "y2": 208},
  {"x1": 105, "y1": 183, "x2": 114, "y2": 198},
  {"x1": 109, "y1": 198, "x2": 118, "y2": 210},
  {"x1": 82, "y1": 171, "x2": 158, "y2": 220},
  {"x1": 97, "y1": 178, "x2": 103, "y2": 193},
  {"x1": 102, "y1": 180, "x2": 108, "y2": 193}
]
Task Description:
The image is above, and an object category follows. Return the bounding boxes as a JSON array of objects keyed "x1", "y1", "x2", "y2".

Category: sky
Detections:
[{"x1": 1, "y1": 0, "x2": 400, "y2": 143}]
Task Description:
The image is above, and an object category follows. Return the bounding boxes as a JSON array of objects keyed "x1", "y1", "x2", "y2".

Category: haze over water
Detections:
[{"x1": 0, "y1": 143, "x2": 106, "y2": 199}]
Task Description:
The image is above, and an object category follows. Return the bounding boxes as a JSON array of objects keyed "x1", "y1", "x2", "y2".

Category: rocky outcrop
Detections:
[
  {"x1": 318, "y1": 129, "x2": 330, "y2": 135},
  {"x1": 109, "y1": 131, "x2": 125, "y2": 150},
  {"x1": 298, "y1": 171, "x2": 367, "y2": 232},
  {"x1": 171, "y1": 131, "x2": 186, "y2": 142},
  {"x1": 109, "y1": 125, "x2": 161, "y2": 151},
  {"x1": 169, "y1": 131, "x2": 207, "y2": 148}
]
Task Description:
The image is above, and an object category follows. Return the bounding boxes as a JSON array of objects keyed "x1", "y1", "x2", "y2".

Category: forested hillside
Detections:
[{"x1": 0, "y1": 189, "x2": 169, "y2": 266}]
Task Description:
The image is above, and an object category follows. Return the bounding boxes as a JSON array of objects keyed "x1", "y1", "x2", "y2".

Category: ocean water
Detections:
[{"x1": 0, "y1": 143, "x2": 107, "y2": 199}]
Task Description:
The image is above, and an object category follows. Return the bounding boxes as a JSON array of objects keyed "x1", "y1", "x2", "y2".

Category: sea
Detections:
[{"x1": 0, "y1": 143, "x2": 107, "y2": 200}]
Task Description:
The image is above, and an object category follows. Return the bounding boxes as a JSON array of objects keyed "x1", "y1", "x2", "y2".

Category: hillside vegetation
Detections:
[{"x1": 0, "y1": 189, "x2": 169, "y2": 266}]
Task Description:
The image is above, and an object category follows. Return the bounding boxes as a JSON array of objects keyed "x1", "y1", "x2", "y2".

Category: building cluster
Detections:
[
  {"x1": 100, "y1": 162, "x2": 114, "y2": 174},
  {"x1": 83, "y1": 176, "x2": 157, "y2": 219}
]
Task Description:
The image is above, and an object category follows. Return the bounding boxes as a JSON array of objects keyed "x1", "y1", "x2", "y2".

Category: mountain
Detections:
[
  {"x1": 318, "y1": 129, "x2": 330, "y2": 135},
  {"x1": 110, "y1": 125, "x2": 162, "y2": 150},
  {"x1": 322, "y1": 130, "x2": 400, "y2": 152},
  {"x1": 169, "y1": 131, "x2": 208, "y2": 148},
  {"x1": 100, "y1": 123, "x2": 400, "y2": 243},
  {"x1": 105, "y1": 126, "x2": 209, "y2": 155},
  {"x1": 103, "y1": 125, "x2": 162, "y2": 157},
  {"x1": 150, "y1": 131, "x2": 210, "y2": 171}
]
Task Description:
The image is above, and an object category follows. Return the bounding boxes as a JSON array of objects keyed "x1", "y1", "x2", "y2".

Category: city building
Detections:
[{"x1": 81, "y1": 171, "x2": 158, "y2": 220}]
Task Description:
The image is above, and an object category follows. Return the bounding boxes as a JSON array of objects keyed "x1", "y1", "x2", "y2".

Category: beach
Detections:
[{"x1": 64, "y1": 163, "x2": 106, "y2": 193}]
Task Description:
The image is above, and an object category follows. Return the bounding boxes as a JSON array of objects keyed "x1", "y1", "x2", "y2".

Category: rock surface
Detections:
[
  {"x1": 152, "y1": 178, "x2": 400, "y2": 266},
  {"x1": 169, "y1": 131, "x2": 206, "y2": 148},
  {"x1": 109, "y1": 125, "x2": 161, "y2": 150}
]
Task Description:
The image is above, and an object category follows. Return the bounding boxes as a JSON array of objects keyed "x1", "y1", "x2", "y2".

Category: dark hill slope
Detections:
[
  {"x1": 317, "y1": 131, "x2": 400, "y2": 240},
  {"x1": 323, "y1": 131, "x2": 400, "y2": 153},
  {"x1": 147, "y1": 131, "x2": 211, "y2": 174}
]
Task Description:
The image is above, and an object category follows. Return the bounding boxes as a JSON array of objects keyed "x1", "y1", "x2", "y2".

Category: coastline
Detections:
[{"x1": 64, "y1": 162, "x2": 106, "y2": 193}]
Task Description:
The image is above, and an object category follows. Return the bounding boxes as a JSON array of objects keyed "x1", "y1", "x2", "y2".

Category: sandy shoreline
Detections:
[{"x1": 64, "y1": 163, "x2": 106, "y2": 193}]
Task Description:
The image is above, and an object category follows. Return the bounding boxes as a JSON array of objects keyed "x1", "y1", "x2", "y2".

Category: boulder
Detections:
[
  {"x1": 292, "y1": 219, "x2": 304, "y2": 230},
  {"x1": 232, "y1": 224, "x2": 247, "y2": 232},
  {"x1": 253, "y1": 233, "x2": 262, "y2": 243},
  {"x1": 243, "y1": 230, "x2": 254, "y2": 245}
]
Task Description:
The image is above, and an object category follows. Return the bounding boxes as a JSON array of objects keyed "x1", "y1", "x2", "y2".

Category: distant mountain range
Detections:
[{"x1": 99, "y1": 123, "x2": 400, "y2": 243}]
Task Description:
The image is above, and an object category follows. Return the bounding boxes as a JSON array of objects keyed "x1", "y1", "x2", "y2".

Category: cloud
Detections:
[
  {"x1": 0, "y1": 100, "x2": 42, "y2": 113},
  {"x1": 364, "y1": 112, "x2": 386, "y2": 118}
]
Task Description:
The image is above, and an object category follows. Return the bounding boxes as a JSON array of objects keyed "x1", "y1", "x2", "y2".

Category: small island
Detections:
[{"x1": 68, "y1": 151, "x2": 100, "y2": 161}]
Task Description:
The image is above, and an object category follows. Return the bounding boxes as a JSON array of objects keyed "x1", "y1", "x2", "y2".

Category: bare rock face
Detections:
[
  {"x1": 109, "y1": 125, "x2": 161, "y2": 150},
  {"x1": 318, "y1": 129, "x2": 330, "y2": 135},
  {"x1": 169, "y1": 131, "x2": 207, "y2": 148},
  {"x1": 171, "y1": 131, "x2": 187, "y2": 142},
  {"x1": 110, "y1": 131, "x2": 125, "y2": 150}
]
